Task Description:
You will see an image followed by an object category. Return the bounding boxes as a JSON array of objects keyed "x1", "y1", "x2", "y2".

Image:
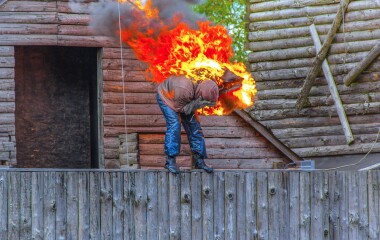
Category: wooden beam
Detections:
[
  {"x1": 233, "y1": 110, "x2": 301, "y2": 163},
  {"x1": 344, "y1": 41, "x2": 380, "y2": 86},
  {"x1": 309, "y1": 24, "x2": 354, "y2": 145},
  {"x1": 296, "y1": 0, "x2": 350, "y2": 109}
]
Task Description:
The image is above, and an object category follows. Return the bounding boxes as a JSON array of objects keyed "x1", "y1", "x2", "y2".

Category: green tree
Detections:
[{"x1": 193, "y1": 0, "x2": 249, "y2": 63}]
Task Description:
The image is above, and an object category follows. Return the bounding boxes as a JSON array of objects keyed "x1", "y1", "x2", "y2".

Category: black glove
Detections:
[{"x1": 183, "y1": 97, "x2": 215, "y2": 115}]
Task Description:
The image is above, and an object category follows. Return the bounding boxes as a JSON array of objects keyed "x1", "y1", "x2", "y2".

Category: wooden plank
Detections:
[
  {"x1": 57, "y1": 35, "x2": 117, "y2": 47},
  {"x1": 79, "y1": 172, "x2": 90, "y2": 240},
  {"x1": 0, "y1": 12, "x2": 58, "y2": 24},
  {"x1": 310, "y1": 172, "x2": 324, "y2": 239},
  {"x1": 236, "y1": 173, "x2": 246, "y2": 240},
  {"x1": 299, "y1": 172, "x2": 311, "y2": 240},
  {"x1": 158, "y1": 172, "x2": 169, "y2": 240},
  {"x1": 8, "y1": 171, "x2": 20, "y2": 240},
  {"x1": 180, "y1": 173, "x2": 191, "y2": 240},
  {"x1": 124, "y1": 172, "x2": 136, "y2": 240},
  {"x1": 0, "y1": 23, "x2": 58, "y2": 35},
  {"x1": 58, "y1": 25, "x2": 94, "y2": 36},
  {"x1": 322, "y1": 172, "x2": 330, "y2": 240},
  {"x1": 146, "y1": 172, "x2": 158, "y2": 240},
  {"x1": 191, "y1": 172, "x2": 202, "y2": 239},
  {"x1": 358, "y1": 171, "x2": 369, "y2": 240},
  {"x1": 289, "y1": 172, "x2": 300, "y2": 240},
  {"x1": 338, "y1": 171, "x2": 349, "y2": 240},
  {"x1": 368, "y1": 171, "x2": 379, "y2": 239},
  {"x1": 245, "y1": 172, "x2": 258, "y2": 239},
  {"x1": 201, "y1": 172, "x2": 214, "y2": 240},
  {"x1": 257, "y1": 172, "x2": 268, "y2": 239},
  {"x1": 0, "y1": 1, "x2": 57, "y2": 12},
  {"x1": 348, "y1": 171, "x2": 359, "y2": 240},
  {"x1": 0, "y1": 57, "x2": 14, "y2": 67},
  {"x1": 0, "y1": 172, "x2": 7, "y2": 239},
  {"x1": 112, "y1": 172, "x2": 123, "y2": 240},
  {"x1": 67, "y1": 172, "x2": 79, "y2": 240},
  {"x1": 135, "y1": 171, "x2": 147, "y2": 240},
  {"x1": 268, "y1": 172, "x2": 280, "y2": 239},
  {"x1": 329, "y1": 172, "x2": 340, "y2": 240},
  {"x1": 169, "y1": 173, "x2": 181, "y2": 240},
  {"x1": 89, "y1": 172, "x2": 100, "y2": 240},
  {"x1": 19, "y1": 172, "x2": 32, "y2": 239},
  {"x1": 0, "y1": 68, "x2": 13, "y2": 79},
  {"x1": 309, "y1": 24, "x2": 354, "y2": 144},
  {"x1": 32, "y1": 172, "x2": 44, "y2": 240},
  {"x1": 103, "y1": 92, "x2": 157, "y2": 104},
  {"x1": 225, "y1": 172, "x2": 237, "y2": 240},
  {"x1": 102, "y1": 59, "x2": 147, "y2": 71},
  {"x1": 0, "y1": 46, "x2": 13, "y2": 56},
  {"x1": 0, "y1": 35, "x2": 58, "y2": 46},
  {"x1": 56, "y1": 172, "x2": 67, "y2": 240},
  {"x1": 43, "y1": 172, "x2": 56, "y2": 239},
  {"x1": 100, "y1": 172, "x2": 113, "y2": 240},
  {"x1": 213, "y1": 172, "x2": 225, "y2": 239}
]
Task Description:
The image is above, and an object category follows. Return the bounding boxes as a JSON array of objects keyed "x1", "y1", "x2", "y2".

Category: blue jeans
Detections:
[{"x1": 157, "y1": 93, "x2": 207, "y2": 158}]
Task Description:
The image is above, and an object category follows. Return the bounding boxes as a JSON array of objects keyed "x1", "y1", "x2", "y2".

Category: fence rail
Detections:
[{"x1": 0, "y1": 170, "x2": 379, "y2": 240}]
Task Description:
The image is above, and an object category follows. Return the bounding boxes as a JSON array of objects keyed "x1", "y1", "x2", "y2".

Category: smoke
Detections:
[{"x1": 69, "y1": 0, "x2": 206, "y2": 39}]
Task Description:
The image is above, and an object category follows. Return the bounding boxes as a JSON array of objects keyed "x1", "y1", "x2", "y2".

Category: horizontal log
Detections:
[
  {"x1": 282, "y1": 133, "x2": 380, "y2": 149},
  {"x1": 0, "y1": 57, "x2": 14, "y2": 68},
  {"x1": 140, "y1": 155, "x2": 284, "y2": 169},
  {"x1": 0, "y1": 79, "x2": 14, "y2": 91},
  {"x1": 57, "y1": 13, "x2": 90, "y2": 25},
  {"x1": 104, "y1": 103, "x2": 162, "y2": 115},
  {"x1": 139, "y1": 144, "x2": 282, "y2": 159},
  {"x1": 0, "y1": 103, "x2": 15, "y2": 114},
  {"x1": 0, "y1": 23, "x2": 58, "y2": 35},
  {"x1": 0, "y1": 46, "x2": 13, "y2": 56},
  {"x1": 139, "y1": 133, "x2": 268, "y2": 148},
  {"x1": 119, "y1": 153, "x2": 139, "y2": 165},
  {"x1": 293, "y1": 142, "x2": 380, "y2": 157},
  {"x1": 118, "y1": 133, "x2": 138, "y2": 143},
  {"x1": 118, "y1": 142, "x2": 138, "y2": 154},
  {"x1": 57, "y1": 35, "x2": 118, "y2": 47},
  {"x1": 103, "y1": 81, "x2": 157, "y2": 93},
  {"x1": 57, "y1": 1, "x2": 92, "y2": 14},
  {"x1": 102, "y1": 47, "x2": 136, "y2": 59},
  {"x1": 0, "y1": 12, "x2": 57, "y2": 24},
  {"x1": 250, "y1": 52, "x2": 368, "y2": 71},
  {"x1": 261, "y1": 114, "x2": 380, "y2": 130},
  {"x1": 0, "y1": 1, "x2": 57, "y2": 12},
  {"x1": 248, "y1": 19, "x2": 380, "y2": 42},
  {"x1": 249, "y1": 29, "x2": 380, "y2": 52},
  {"x1": 272, "y1": 122, "x2": 380, "y2": 139},
  {"x1": 0, "y1": 124, "x2": 15, "y2": 134},
  {"x1": 249, "y1": 0, "x2": 380, "y2": 22},
  {"x1": 252, "y1": 102, "x2": 380, "y2": 121},
  {"x1": 0, "y1": 35, "x2": 58, "y2": 46},
  {"x1": 104, "y1": 115, "x2": 247, "y2": 127},
  {"x1": 104, "y1": 137, "x2": 119, "y2": 149},
  {"x1": 102, "y1": 59, "x2": 148, "y2": 71},
  {"x1": 250, "y1": 0, "x2": 341, "y2": 13},
  {"x1": 0, "y1": 90, "x2": 15, "y2": 102},
  {"x1": 249, "y1": 8, "x2": 380, "y2": 31},
  {"x1": 0, "y1": 68, "x2": 13, "y2": 79},
  {"x1": 58, "y1": 25, "x2": 94, "y2": 36},
  {"x1": 103, "y1": 70, "x2": 148, "y2": 82},
  {"x1": 103, "y1": 92, "x2": 157, "y2": 104},
  {"x1": 249, "y1": 39, "x2": 379, "y2": 62},
  {"x1": 104, "y1": 126, "x2": 257, "y2": 138}
]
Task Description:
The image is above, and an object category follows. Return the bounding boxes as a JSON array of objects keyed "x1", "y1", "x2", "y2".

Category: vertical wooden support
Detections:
[
  {"x1": 309, "y1": 24, "x2": 354, "y2": 144},
  {"x1": 32, "y1": 172, "x2": 44, "y2": 240},
  {"x1": 225, "y1": 172, "x2": 237, "y2": 240},
  {"x1": 299, "y1": 172, "x2": 311, "y2": 240},
  {"x1": 112, "y1": 172, "x2": 123, "y2": 240},
  {"x1": 147, "y1": 172, "x2": 158, "y2": 240},
  {"x1": 124, "y1": 172, "x2": 136, "y2": 240},
  {"x1": 180, "y1": 173, "x2": 191, "y2": 240},
  {"x1": 158, "y1": 172, "x2": 169, "y2": 240},
  {"x1": 56, "y1": 172, "x2": 67, "y2": 240},
  {"x1": 43, "y1": 172, "x2": 56, "y2": 239},
  {"x1": 191, "y1": 172, "x2": 202, "y2": 239},
  {"x1": 20, "y1": 172, "x2": 32, "y2": 239},
  {"x1": 245, "y1": 172, "x2": 257, "y2": 239},
  {"x1": 257, "y1": 172, "x2": 268, "y2": 240},
  {"x1": 201, "y1": 172, "x2": 214, "y2": 240},
  {"x1": 213, "y1": 172, "x2": 225, "y2": 240},
  {"x1": 289, "y1": 172, "x2": 300, "y2": 240},
  {"x1": 100, "y1": 172, "x2": 113, "y2": 240}
]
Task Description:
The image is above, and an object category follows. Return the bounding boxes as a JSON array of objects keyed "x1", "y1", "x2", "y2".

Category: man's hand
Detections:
[{"x1": 183, "y1": 97, "x2": 216, "y2": 115}]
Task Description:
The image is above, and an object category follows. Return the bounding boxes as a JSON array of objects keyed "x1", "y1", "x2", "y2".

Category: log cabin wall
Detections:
[
  {"x1": 0, "y1": 0, "x2": 290, "y2": 169},
  {"x1": 248, "y1": 0, "x2": 380, "y2": 158}
]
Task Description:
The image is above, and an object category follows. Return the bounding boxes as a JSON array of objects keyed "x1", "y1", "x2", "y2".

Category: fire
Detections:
[{"x1": 118, "y1": 0, "x2": 256, "y2": 115}]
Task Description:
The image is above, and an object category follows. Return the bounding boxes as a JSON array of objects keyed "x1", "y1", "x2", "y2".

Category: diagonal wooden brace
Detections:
[{"x1": 309, "y1": 24, "x2": 354, "y2": 145}]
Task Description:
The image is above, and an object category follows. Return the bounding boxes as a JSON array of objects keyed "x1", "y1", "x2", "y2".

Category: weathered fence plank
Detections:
[
  {"x1": 100, "y1": 172, "x2": 113, "y2": 240},
  {"x1": 358, "y1": 171, "x2": 369, "y2": 240},
  {"x1": 257, "y1": 172, "x2": 268, "y2": 239},
  {"x1": 213, "y1": 172, "x2": 225, "y2": 240},
  {"x1": 268, "y1": 172, "x2": 280, "y2": 239},
  {"x1": 245, "y1": 172, "x2": 257, "y2": 240},
  {"x1": 8, "y1": 172, "x2": 20, "y2": 240},
  {"x1": 56, "y1": 172, "x2": 67, "y2": 240},
  {"x1": 338, "y1": 171, "x2": 349, "y2": 240},
  {"x1": 112, "y1": 172, "x2": 123, "y2": 240},
  {"x1": 191, "y1": 172, "x2": 202, "y2": 240},
  {"x1": 289, "y1": 172, "x2": 300, "y2": 240},
  {"x1": 201, "y1": 172, "x2": 214, "y2": 240},
  {"x1": 311, "y1": 172, "x2": 324, "y2": 239},
  {"x1": 236, "y1": 173, "x2": 246, "y2": 240},
  {"x1": 78, "y1": 172, "x2": 90, "y2": 240},
  {"x1": 348, "y1": 171, "x2": 359, "y2": 240},
  {"x1": 225, "y1": 172, "x2": 237, "y2": 240},
  {"x1": 169, "y1": 173, "x2": 181, "y2": 240},
  {"x1": 43, "y1": 172, "x2": 56, "y2": 239},
  {"x1": 135, "y1": 171, "x2": 147, "y2": 240},
  {"x1": 158, "y1": 172, "x2": 169, "y2": 240},
  {"x1": 0, "y1": 171, "x2": 7, "y2": 239},
  {"x1": 67, "y1": 172, "x2": 79, "y2": 240},
  {"x1": 19, "y1": 172, "x2": 31, "y2": 239},
  {"x1": 329, "y1": 171, "x2": 340, "y2": 240},
  {"x1": 180, "y1": 173, "x2": 191, "y2": 240},
  {"x1": 89, "y1": 172, "x2": 100, "y2": 240},
  {"x1": 300, "y1": 172, "x2": 311, "y2": 240},
  {"x1": 124, "y1": 172, "x2": 136, "y2": 240},
  {"x1": 368, "y1": 171, "x2": 379, "y2": 239},
  {"x1": 147, "y1": 172, "x2": 158, "y2": 240},
  {"x1": 32, "y1": 172, "x2": 44, "y2": 240}
]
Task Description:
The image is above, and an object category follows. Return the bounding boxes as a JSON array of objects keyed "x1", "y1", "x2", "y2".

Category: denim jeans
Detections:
[{"x1": 156, "y1": 93, "x2": 207, "y2": 158}]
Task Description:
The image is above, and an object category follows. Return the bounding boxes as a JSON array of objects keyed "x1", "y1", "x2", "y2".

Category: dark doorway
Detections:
[{"x1": 15, "y1": 46, "x2": 99, "y2": 168}]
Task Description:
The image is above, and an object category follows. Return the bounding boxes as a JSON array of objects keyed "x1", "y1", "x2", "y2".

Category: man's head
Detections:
[{"x1": 195, "y1": 80, "x2": 219, "y2": 106}]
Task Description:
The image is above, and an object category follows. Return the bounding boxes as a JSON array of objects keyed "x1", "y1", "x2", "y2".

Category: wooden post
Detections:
[
  {"x1": 309, "y1": 24, "x2": 354, "y2": 145},
  {"x1": 344, "y1": 41, "x2": 380, "y2": 86},
  {"x1": 296, "y1": 0, "x2": 351, "y2": 109}
]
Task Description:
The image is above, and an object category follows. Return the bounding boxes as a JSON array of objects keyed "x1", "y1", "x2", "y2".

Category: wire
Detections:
[{"x1": 117, "y1": 1, "x2": 129, "y2": 164}]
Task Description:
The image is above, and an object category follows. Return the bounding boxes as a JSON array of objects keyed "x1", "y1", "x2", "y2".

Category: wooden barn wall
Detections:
[
  {"x1": 0, "y1": 0, "x2": 289, "y2": 168},
  {"x1": 248, "y1": 0, "x2": 380, "y2": 158}
]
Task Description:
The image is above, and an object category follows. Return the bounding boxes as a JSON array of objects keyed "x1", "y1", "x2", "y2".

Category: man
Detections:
[{"x1": 157, "y1": 76, "x2": 219, "y2": 174}]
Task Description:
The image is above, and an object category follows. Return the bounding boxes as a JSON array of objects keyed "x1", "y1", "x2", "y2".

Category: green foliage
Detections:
[{"x1": 193, "y1": 0, "x2": 249, "y2": 63}]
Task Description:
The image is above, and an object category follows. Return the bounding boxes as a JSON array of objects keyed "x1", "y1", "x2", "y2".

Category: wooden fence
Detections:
[{"x1": 0, "y1": 169, "x2": 379, "y2": 240}]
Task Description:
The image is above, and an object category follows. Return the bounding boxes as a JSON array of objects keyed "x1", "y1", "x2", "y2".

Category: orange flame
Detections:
[{"x1": 119, "y1": 0, "x2": 256, "y2": 115}]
